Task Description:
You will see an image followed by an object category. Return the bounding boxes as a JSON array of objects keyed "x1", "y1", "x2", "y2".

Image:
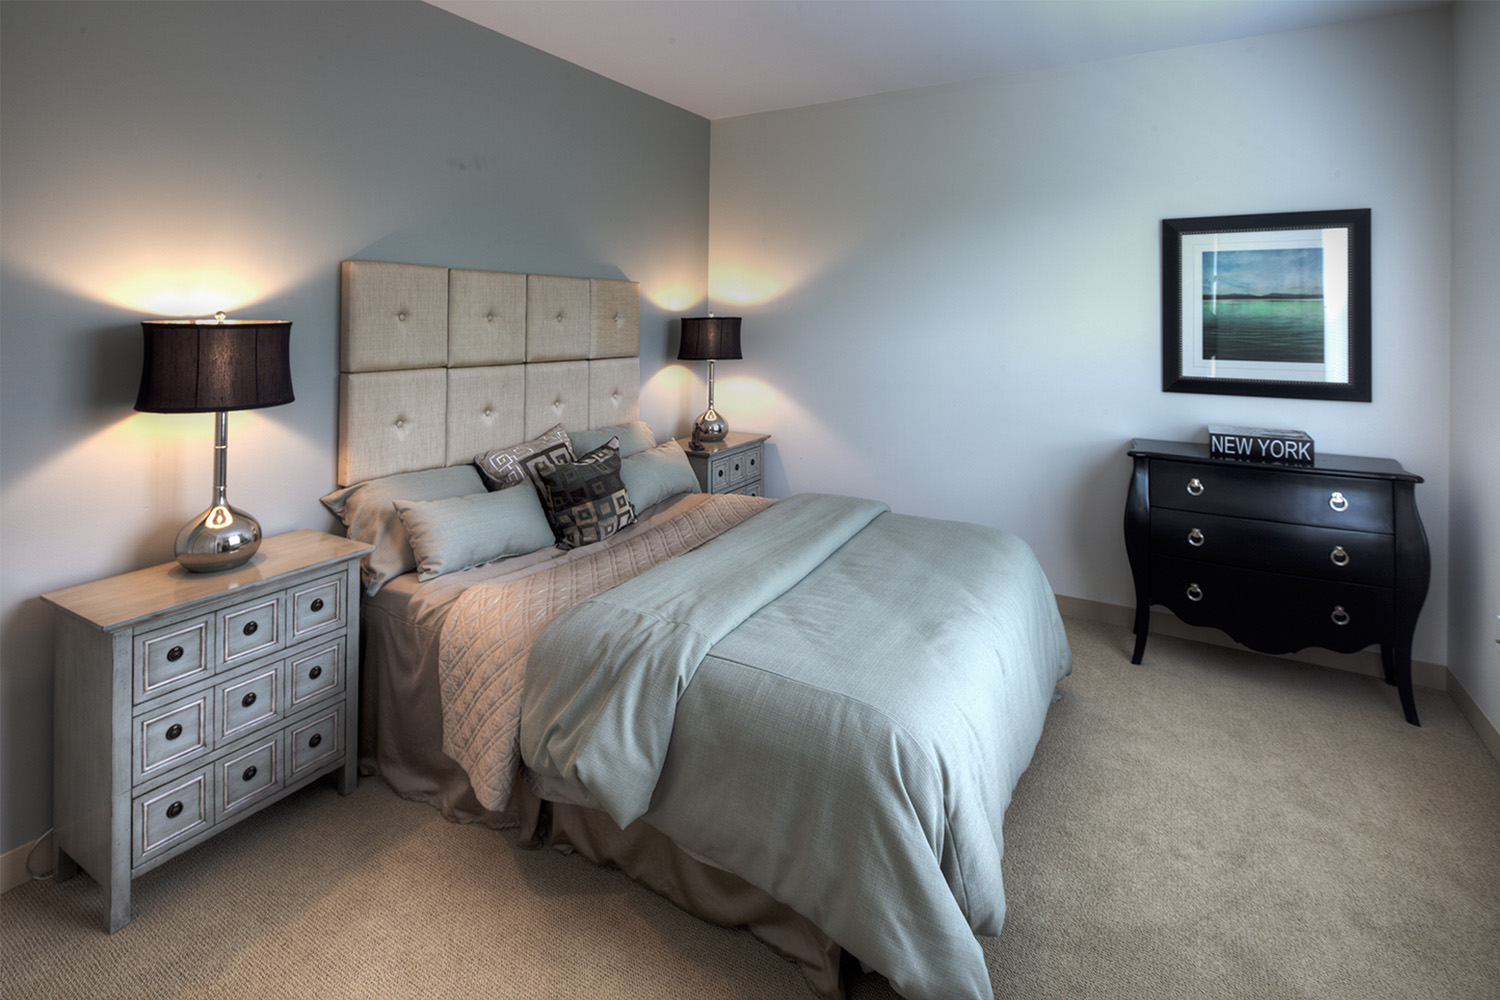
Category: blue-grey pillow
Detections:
[
  {"x1": 537, "y1": 438, "x2": 637, "y2": 550},
  {"x1": 392, "y1": 487, "x2": 555, "y2": 581},
  {"x1": 321, "y1": 465, "x2": 487, "y2": 595},
  {"x1": 620, "y1": 440, "x2": 701, "y2": 510},
  {"x1": 568, "y1": 420, "x2": 656, "y2": 460}
]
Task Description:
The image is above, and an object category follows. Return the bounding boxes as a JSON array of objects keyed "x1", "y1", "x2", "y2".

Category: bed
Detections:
[{"x1": 325, "y1": 260, "x2": 1073, "y2": 1000}]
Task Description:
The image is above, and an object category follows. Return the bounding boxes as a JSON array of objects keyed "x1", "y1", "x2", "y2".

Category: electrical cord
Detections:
[{"x1": 24, "y1": 829, "x2": 54, "y2": 880}]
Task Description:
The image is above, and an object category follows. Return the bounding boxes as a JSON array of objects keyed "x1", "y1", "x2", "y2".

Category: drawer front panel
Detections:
[
  {"x1": 287, "y1": 640, "x2": 343, "y2": 710},
  {"x1": 217, "y1": 666, "x2": 281, "y2": 742},
  {"x1": 726, "y1": 449, "x2": 757, "y2": 486},
  {"x1": 1150, "y1": 555, "x2": 1393, "y2": 655},
  {"x1": 220, "y1": 598, "x2": 282, "y2": 665},
  {"x1": 707, "y1": 455, "x2": 732, "y2": 491},
  {"x1": 136, "y1": 697, "x2": 209, "y2": 784},
  {"x1": 218, "y1": 737, "x2": 282, "y2": 816},
  {"x1": 289, "y1": 705, "x2": 344, "y2": 779},
  {"x1": 290, "y1": 575, "x2": 345, "y2": 643},
  {"x1": 1149, "y1": 460, "x2": 1393, "y2": 532},
  {"x1": 135, "y1": 619, "x2": 211, "y2": 703},
  {"x1": 134, "y1": 767, "x2": 212, "y2": 865},
  {"x1": 1151, "y1": 509, "x2": 1394, "y2": 586}
]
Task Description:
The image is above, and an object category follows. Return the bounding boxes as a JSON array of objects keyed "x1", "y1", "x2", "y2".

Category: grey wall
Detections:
[
  {"x1": 1449, "y1": 0, "x2": 1500, "y2": 737},
  {"x1": 0, "y1": 1, "x2": 709, "y2": 853},
  {"x1": 708, "y1": 12, "x2": 1460, "y2": 682}
]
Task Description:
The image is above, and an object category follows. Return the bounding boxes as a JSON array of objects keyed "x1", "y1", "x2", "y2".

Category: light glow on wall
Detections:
[
  {"x1": 645, "y1": 282, "x2": 699, "y2": 311},
  {"x1": 708, "y1": 262, "x2": 788, "y2": 308},
  {"x1": 104, "y1": 266, "x2": 263, "y2": 317}
]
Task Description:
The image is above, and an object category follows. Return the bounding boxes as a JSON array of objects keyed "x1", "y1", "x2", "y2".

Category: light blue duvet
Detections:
[{"x1": 520, "y1": 494, "x2": 1072, "y2": 1000}]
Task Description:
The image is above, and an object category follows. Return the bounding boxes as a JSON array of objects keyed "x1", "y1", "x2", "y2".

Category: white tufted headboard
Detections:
[{"x1": 337, "y1": 260, "x2": 641, "y2": 487}]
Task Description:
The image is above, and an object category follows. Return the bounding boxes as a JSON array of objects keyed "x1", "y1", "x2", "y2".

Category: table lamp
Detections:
[
  {"x1": 677, "y1": 315, "x2": 742, "y2": 442},
  {"x1": 135, "y1": 314, "x2": 294, "y2": 572}
]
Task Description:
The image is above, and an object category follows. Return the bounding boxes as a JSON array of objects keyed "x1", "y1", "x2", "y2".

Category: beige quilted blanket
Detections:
[{"x1": 438, "y1": 493, "x2": 774, "y2": 812}]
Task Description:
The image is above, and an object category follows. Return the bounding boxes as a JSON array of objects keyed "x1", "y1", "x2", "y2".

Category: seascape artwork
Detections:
[{"x1": 1201, "y1": 247, "x2": 1325, "y2": 363}]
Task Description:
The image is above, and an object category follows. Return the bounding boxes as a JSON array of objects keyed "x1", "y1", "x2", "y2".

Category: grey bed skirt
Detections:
[{"x1": 512, "y1": 779, "x2": 847, "y2": 999}]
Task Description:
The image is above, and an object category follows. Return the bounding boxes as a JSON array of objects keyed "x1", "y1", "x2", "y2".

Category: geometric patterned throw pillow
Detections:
[
  {"x1": 474, "y1": 423, "x2": 576, "y2": 492},
  {"x1": 537, "y1": 437, "x2": 637, "y2": 549}
]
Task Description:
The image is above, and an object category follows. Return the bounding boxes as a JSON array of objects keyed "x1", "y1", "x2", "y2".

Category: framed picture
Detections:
[{"x1": 1161, "y1": 209, "x2": 1371, "y2": 401}]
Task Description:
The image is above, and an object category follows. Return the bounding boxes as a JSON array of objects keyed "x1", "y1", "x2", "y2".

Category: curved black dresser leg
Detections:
[
  {"x1": 1131, "y1": 605, "x2": 1150, "y2": 664},
  {"x1": 1389, "y1": 643, "x2": 1420, "y2": 726},
  {"x1": 1124, "y1": 453, "x2": 1152, "y2": 665}
]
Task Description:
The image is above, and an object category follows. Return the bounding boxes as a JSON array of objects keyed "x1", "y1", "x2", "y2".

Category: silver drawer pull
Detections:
[
  {"x1": 1329, "y1": 491, "x2": 1349, "y2": 512},
  {"x1": 1187, "y1": 528, "x2": 1205, "y2": 547},
  {"x1": 1331, "y1": 605, "x2": 1351, "y2": 626},
  {"x1": 1186, "y1": 478, "x2": 1205, "y2": 497},
  {"x1": 1186, "y1": 583, "x2": 1204, "y2": 602},
  {"x1": 1330, "y1": 546, "x2": 1350, "y2": 567}
]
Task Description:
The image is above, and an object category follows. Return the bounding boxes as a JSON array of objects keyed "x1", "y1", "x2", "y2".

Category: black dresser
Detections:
[{"x1": 1123, "y1": 439, "x2": 1429, "y2": 725}]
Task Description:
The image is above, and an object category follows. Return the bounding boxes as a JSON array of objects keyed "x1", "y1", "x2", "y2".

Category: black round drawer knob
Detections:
[
  {"x1": 308, "y1": 733, "x2": 323, "y2": 749},
  {"x1": 166, "y1": 645, "x2": 185, "y2": 662},
  {"x1": 308, "y1": 665, "x2": 323, "y2": 680},
  {"x1": 242, "y1": 765, "x2": 258, "y2": 782},
  {"x1": 165, "y1": 724, "x2": 183, "y2": 741},
  {"x1": 166, "y1": 801, "x2": 183, "y2": 819},
  {"x1": 241, "y1": 692, "x2": 257, "y2": 708},
  {"x1": 310, "y1": 598, "x2": 325, "y2": 613},
  {"x1": 242, "y1": 620, "x2": 258, "y2": 636}
]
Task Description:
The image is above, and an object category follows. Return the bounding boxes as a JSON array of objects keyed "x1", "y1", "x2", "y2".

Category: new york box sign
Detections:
[{"x1": 1207, "y1": 425, "x2": 1315, "y2": 466}]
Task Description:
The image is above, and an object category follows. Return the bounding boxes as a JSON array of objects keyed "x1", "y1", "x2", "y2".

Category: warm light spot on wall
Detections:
[
  {"x1": 645, "y1": 365, "x2": 695, "y2": 392},
  {"x1": 712, "y1": 375, "x2": 778, "y2": 422},
  {"x1": 102, "y1": 267, "x2": 262, "y2": 316},
  {"x1": 709, "y1": 263, "x2": 786, "y2": 308},
  {"x1": 646, "y1": 282, "x2": 699, "y2": 311}
]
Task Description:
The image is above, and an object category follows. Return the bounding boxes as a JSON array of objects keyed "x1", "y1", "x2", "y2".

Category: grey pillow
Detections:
[
  {"x1": 474, "y1": 424, "x2": 575, "y2": 491},
  {"x1": 620, "y1": 440, "x2": 701, "y2": 510},
  {"x1": 321, "y1": 465, "x2": 486, "y2": 595},
  {"x1": 568, "y1": 420, "x2": 656, "y2": 460},
  {"x1": 393, "y1": 487, "x2": 555, "y2": 581}
]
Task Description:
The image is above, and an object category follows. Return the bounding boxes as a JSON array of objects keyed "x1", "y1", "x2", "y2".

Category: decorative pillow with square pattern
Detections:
[
  {"x1": 537, "y1": 437, "x2": 637, "y2": 549},
  {"x1": 474, "y1": 423, "x2": 575, "y2": 492}
]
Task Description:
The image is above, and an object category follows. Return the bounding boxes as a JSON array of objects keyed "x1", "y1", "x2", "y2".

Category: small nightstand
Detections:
[
  {"x1": 41, "y1": 530, "x2": 371, "y2": 932},
  {"x1": 676, "y1": 431, "x2": 769, "y2": 496}
]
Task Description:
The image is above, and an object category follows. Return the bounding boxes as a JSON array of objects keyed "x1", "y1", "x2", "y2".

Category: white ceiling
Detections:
[{"x1": 428, "y1": 0, "x2": 1445, "y2": 120}]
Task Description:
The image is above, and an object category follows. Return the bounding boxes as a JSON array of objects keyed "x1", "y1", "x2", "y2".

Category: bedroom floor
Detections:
[{"x1": 4, "y1": 617, "x2": 1498, "y2": 1000}]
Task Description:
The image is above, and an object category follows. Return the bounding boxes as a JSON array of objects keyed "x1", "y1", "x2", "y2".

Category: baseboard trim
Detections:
[
  {"x1": 1447, "y1": 672, "x2": 1500, "y2": 763},
  {"x1": 2, "y1": 830, "x2": 52, "y2": 895},
  {"x1": 1054, "y1": 595, "x2": 1448, "y2": 690}
]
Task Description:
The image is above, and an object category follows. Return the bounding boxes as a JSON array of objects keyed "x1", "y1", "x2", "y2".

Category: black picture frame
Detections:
[{"x1": 1161, "y1": 208, "x2": 1371, "y2": 401}]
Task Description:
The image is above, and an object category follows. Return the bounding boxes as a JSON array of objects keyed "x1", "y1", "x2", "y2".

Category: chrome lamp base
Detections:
[
  {"x1": 693, "y1": 357, "x2": 728, "y2": 441},
  {"x1": 174, "y1": 409, "x2": 262, "y2": 573},
  {"x1": 693, "y1": 406, "x2": 728, "y2": 442},
  {"x1": 175, "y1": 503, "x2": 262, "y2": 573}
]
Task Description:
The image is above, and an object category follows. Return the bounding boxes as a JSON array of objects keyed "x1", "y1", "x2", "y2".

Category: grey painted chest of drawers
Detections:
[
  {"x1": 42, "y1": 530, "x2": 371, "y2": 931},
  {"x1": 675, "y1": 431, "x2": 768, "y2": 496},
  {"x1": 1124, "y1": 439, "x2": 1429, "y2": 725}
]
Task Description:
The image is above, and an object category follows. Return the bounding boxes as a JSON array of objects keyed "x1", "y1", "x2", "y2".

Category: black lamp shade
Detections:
[
  {"x1": 677, "y1": 316, "x2": 743, "y2": 362},
  {"x1": 135, "y1": 320, "x2": 294, "y2": 413}
]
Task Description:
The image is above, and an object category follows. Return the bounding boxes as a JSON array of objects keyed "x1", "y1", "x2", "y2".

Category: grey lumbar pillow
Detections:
[{"x1": 393, "y1": 486, "x2": 556, "y2": 581}]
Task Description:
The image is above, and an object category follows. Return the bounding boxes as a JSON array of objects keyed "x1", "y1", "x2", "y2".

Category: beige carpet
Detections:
[{"x1": 4, "y1": 617, "x2": 1497, "y2": 999}]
